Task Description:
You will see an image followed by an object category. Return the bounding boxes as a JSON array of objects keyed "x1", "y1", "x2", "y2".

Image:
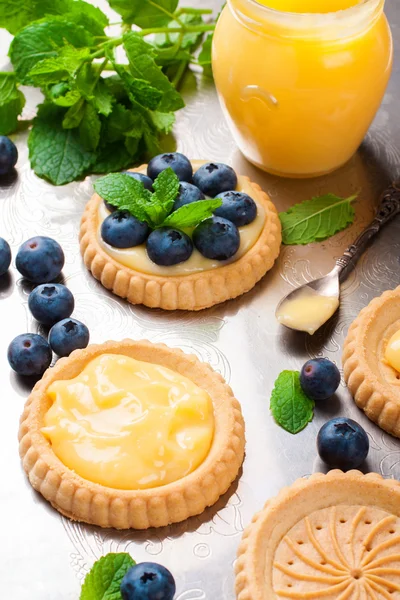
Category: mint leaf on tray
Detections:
[
  {"x1": 279, "y1": 193, "x2": 357, "y2": 245},
  {"x1": 80, "y1": 553, "x2": 135, "y2": 600},
  {"x1": 270, "y1": 370, "x2": 315, "y2": 434}
]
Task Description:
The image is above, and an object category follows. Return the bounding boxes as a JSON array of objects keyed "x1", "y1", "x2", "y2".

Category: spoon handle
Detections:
[{"x1": 335, "y1": 181, "x2": 400, "y2": 272}]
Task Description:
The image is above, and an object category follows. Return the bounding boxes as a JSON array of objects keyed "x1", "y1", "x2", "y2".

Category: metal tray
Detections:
[{"x1": 1, "y1": 0, "x2": 400, "y2": 597}]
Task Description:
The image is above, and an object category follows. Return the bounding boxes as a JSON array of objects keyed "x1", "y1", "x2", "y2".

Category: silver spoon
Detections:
[{"x1": 276, "y1": 181, "x2": 400, "y2": 334}]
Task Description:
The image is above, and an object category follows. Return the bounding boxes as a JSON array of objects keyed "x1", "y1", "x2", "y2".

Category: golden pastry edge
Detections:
[{"x1": 18, "y1": 339, "x2": 245, "y2": 529}]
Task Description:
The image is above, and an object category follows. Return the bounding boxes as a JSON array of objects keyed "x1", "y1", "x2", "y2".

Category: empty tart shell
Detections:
[
  {"x1": 79, "y1": 163, "x2": 281, "y2": 311},
  {"x1": 343, "y1": 286, "x2": 400, "y2": 437},
  {"x1": 235, "y1": 470, "x2": 400, "y2": 599},
  {"x1": 19, "y1": 339, "x2": 245, "y2": 529}
]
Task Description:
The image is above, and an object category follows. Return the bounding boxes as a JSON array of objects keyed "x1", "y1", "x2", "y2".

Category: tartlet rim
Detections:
[
  {"x1": 19, "y1": 339, "x2": 245, "y2": 530},
  {"x1": 79, "y1": 163, "x2": 282, "y2": 311}
]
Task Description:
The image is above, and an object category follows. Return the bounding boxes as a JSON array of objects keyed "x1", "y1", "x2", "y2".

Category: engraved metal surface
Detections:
[{"x1": 1, "y1": 0, "x2": 400, "y2": 597}]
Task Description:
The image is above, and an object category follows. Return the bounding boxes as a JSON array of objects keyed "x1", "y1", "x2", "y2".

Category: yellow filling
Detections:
[
  {"x1": 42, "y1": 354, "x2": 215, "y2": 490},
  {"x1": 97, "y1": 163, "x2": 266, "y2": 277},
  {"x1": 276, "y1": 288, "x2": 339, "y2": 335},
  {"x1": 385, "y1": 330, "x2": 400, "y2": 373}
]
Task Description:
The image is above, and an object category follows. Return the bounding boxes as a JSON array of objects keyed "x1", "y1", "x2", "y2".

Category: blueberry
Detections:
[
  {"x1": 0, "y1": 136, "x2": 18, "y2": 175},
  {"x1": 101, "y1": 210, "x2": 149, "y2": 248},
  {"x1": 147, "y1": 152, "x2": 193, "y2": 182},
  {"x1": 0, "y1": 237, "x2": 11, "y2": 276},
  {"x1": 146, "y1": 227, "x2": 193, "y2": 266},
  {"x1": 215, "y1": 191, "x2": 257, "y2": 226},
  {"x1": 193, "y1": 163, "x2": 237, "y2": 197},
  {"x1": 120, "y1": 562, "x2": 176, "y2": 600},
  {"x1": 193, "y1": 216, "x2": 240, "y2": 260},
  {"x1": 49, "y1": 318, "x2": 90, "y2": 357},
  {"x1": 173, "y1": 182, "x2": 205, "y2": 211},
  {"x1": 7, "y1": 333, "x2": 52, "y2": 376},
  {"x1": 28, "y1": 284, "x2": 74, "y2": 326},
  {"x1": 317, "y1": 417, "x2": 369, "y2": 470},
  {"x1": 16, "y1": 236, "x2": 64, "y2": 283},
  {"x1": 123, "y1": 171, "x2": 154, "y2": 191},
  {"x1": 300, "y1": 358, "x2": 341, "y2": 401}
]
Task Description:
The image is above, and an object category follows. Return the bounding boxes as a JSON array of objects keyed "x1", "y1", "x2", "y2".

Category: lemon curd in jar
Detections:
[{"x1": 212, "y1": 0, "x2": 393, "y2": 178}]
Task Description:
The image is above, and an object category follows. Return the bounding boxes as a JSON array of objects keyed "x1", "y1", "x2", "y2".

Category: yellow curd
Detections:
[
  {"x1": 98, "y1": 167, "x2": 266, "y2": 276},
  {"x1": 385, "y1": 330, "x2": 400, "y2": 373},
  {"x1": 276, "y1": 288, "x2": 339, "y2": 334},
  {"x1": 42, "y1": 354, "x2": 214, "y2": 490},
  {"x1": 212, "y1": 0, "x2": 393, "y2": 177}
]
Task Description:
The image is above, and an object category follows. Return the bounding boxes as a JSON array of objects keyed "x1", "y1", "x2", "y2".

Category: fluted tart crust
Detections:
[
  {"x1": 19, "y1": 339, "x2": 245, "y2": 530},
  {"x1": 343, "y1": 287, "x2": 400, "y2": 437},
  {"x1": 79, "y1": 164, "x2": 281, "y2": 311},
  {"x1": 235, "y1": 470, "x2": 400, "y2": 600}
]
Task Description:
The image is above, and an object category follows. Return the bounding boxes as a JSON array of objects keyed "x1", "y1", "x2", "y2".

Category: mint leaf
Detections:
[
  {"x1": 29, "y1": 103, "x2": 95, "y2": 185},
  {"x1": 48, "y1": 83, "x2": 81, "y2": 107},
  {"x1": 92, "y1": 143, "x2": 133, "y2": 174},
  {"x1": 27, "y1": 46, "x2": 90, "y2": 85},
  {"x1": 79, "y1": 103, "x2": 101, "y2": 151},
  {"x1": 279, "y1": 194, "x2": 357, "y2": 245},
  {"x1": 0, "y1": 0, "x2": 69, "y2": 35},
  {"x1": 93, "y1": 173, "x2": 152, "y2": 223},
  {"x1": 0, "y1": 0, "x2": 107, "y2": 36},
  {"x1": 92, "y1": 80, "x2": 114, "y2": 117},
  {"x1": 62, "y1": 98, "x2": 85, "y2": 128},
  {"x1": 161, "y1": 198, "x2": 222, "y2": 229},
  {"x1": 149, "y1": 111, "x2": 175, "y2": 134},
  {"x1": 270, "y1": 371, "x2": 314, "y2": 434},
  {"x1": 155, "y1": 13, "x2": 203, "y2": 51},
  {"x1": 153, "y1": 167, "x2": 180, "y2": 214},
  {"x1": 80, "y1": 553, "x2": 135, "y2": 600},
  {"x1": 123, "y1": 32, "x2": 184, "y2": 113},
  {"x1": 109, "y1": 0, "x2": 178, "y2": 28},
  {"x1": 10, "y1": 18, "x2": 93, "y2": 83},
  {"x1": 198, "y1": 34, "x2": 213, "y2": 77},
  {"x1": 0, "y1": 72, "x2": 25, "y2": 135},
  {"x1": 65, "y1": 1, "x2": 108, "y2": 36},
  {"x1": 105, "y1": 104, "x2": 142, "y2": 142}
]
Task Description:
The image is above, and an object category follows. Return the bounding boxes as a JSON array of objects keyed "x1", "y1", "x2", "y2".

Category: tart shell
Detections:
[
  {"x1": 19, "y1": 339, "x2": 245, "y2": 530},
  {"x1": 235, "y1": 470, "x2": 400, "y2": 600},
  {"x1": 343, "y1": 287, "x2": 400, "y2": 437},
  {"x1": 79, "y1": 165, "x2": 281, "y2": 311}
]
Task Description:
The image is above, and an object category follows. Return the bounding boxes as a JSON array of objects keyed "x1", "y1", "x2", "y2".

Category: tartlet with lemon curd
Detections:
[
  {"x1": 343, "y1": 286, "x2": 400, "y2": 437},
  {"x1": 79, "y1": 160, "x2": 281, "y2": 311},
  {"x1": 235, "y1": 470, "x2": 400, "y2": 600},
  {"x1": 18, "y1": 339, "x2": 245, "y2": 529}
]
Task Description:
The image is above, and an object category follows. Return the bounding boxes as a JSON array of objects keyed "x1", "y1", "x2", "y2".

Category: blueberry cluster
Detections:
[
  {"x1": 101, "y1": 152, "x2": 258, "y2": 266},
  {"x1": 5, "y1": 236, "x2": 89, "y2": 377},
  {"x1": 299, "y1": 358, "x2": 369, "y2": 470}
]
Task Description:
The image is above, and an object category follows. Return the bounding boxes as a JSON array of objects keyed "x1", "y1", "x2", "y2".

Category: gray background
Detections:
[{"x1": 1, "y1": 0, "x2": 399, "y2": 597}]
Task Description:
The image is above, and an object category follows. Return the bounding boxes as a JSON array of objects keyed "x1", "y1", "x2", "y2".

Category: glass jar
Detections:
[{"x1": 212, "y1": 0, "x2": 393, "y2": 178}]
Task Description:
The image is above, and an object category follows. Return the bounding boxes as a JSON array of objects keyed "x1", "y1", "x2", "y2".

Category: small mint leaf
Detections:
[
  {"x1": 80, "y1": 552, "x2": 135, "y2": 600},
  {"x1": 9, "y1": 18, "x2": 93, "y2": 84},
  {"x1": 270, "y1": 371, "x2": 314, "y2": 434},
  {"x1": 0, "y1": 72, "x2": 25, "y2": 135},
  {"x1": 279, "y1": 194, "x2": 357, "y2": 245},
  {"x1": 28, "y1": 103, "x2": 95, "y2": 185},
  {"x1": 152, "y1": 167, "x2": 180, "y2": 215},
  {"x1": 198, "y1": 33, "x2": 213, "y2": 77},
  {"x1": 93, "y1": 173, "x2": 152, "y2": 224},
  {"x1": 161, "y1": 198, "x2": 222, "y2": 229},
  {"x1": 27, "y1": 46, "x2": 90, "y2": 86},
  {"x1": 109, "y1": 0, "x2": 179, "y2": 28}
]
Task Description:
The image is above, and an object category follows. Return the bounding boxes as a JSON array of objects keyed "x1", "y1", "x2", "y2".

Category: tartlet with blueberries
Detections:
[{"x1": 80, "y1": 152, "x2": 281, "y2": 310}]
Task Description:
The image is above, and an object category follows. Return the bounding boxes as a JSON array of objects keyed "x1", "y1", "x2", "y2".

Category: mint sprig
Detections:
[
  {"x1": 94, "y1": 169, "x2": 222, "y2": 230},
  {"x1": 270, "y1": 371, "x2": 314, "y2": 434},
  {"x1": 0, "y1": 0, "x2": 218, "y2": 185},
  {"x1": 80, "y1": 553, "x2": 135, "y2": 600},
  {"x1": 279, "y1": 194, "x2": 357, "y2": 245}
]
